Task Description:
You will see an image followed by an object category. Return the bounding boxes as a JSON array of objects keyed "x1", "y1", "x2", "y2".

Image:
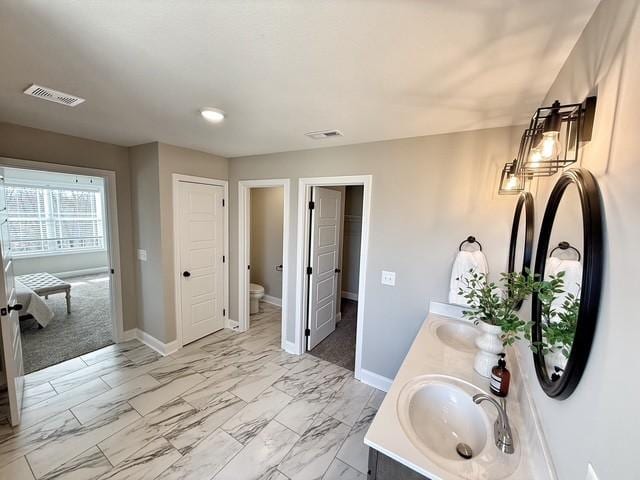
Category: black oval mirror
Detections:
[{"x1": 507, "y1": 192, "x2": 534, "y2": 311}]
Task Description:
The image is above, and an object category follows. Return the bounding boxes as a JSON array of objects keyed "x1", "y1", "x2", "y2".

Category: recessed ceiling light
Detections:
[{"x1": 200, "y1": 108, "x2": 225, "y2": 123}]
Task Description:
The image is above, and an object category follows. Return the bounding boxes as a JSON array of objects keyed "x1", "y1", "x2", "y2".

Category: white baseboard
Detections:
[
  {"x1": 225, "y1": 318, "x2": 240, "y2": 330},
  {"x1": 341, "y1": 291, "x2": 358, "y2": 301},
  {"x1": 358, "y1": 368, "x2": 393, "y2": 392},
  {"x1": 283, "y1": 340, "x2": 298, "y2": 355},
  {"x1": 124, "y1": 328, "x2": 180, "y2": 356},
  {"x1": 262, "y1": 295, "x2": 282, "y2": 307},
  {"x1": 55, "y1": 266, "x2": 110, "y2": 279}
]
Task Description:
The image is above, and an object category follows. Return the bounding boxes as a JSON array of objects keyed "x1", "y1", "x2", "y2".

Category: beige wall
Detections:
[
  {"x1": 513, "y1": 1, "x2": 640, "y2": 478},
  {"x1": 342, "y1": 186, "x2": 363, "y2": 295},
  {"x1": 250, "y1": 187, "x2": 284, "y2": 299},
  {"x1": 0, "y1": 122, "x2": 137, "y2": 331},
  {"x1": 229, "y1": 125, "x2": 522, "y2": 377}
]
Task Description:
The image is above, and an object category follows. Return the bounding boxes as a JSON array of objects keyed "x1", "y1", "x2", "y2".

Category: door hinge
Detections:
[
  {"x1": 308, "y1": 200, "x2": 315, "y2": 210},
  {"x1": 223, "y1": 308, "x2": 226, "y2": 317},
  {"x1": 222, "y1": 198, "x2": 225, "y2": 207},
  {"x1": 248, "y1": 265, "x2": 251, "y2": 270},
  {"x1": 110, "y1": 268, "x2": 115, "y2": 274},
  {"x1": 306, "y1": 266, "x2": 312, "y2": 275},
  {"x1": 305, "y1": 328, "x2": 310, "y2": 337},
  {"x1": 222, "y1": 255, "x2": 225, "y2": 263}
]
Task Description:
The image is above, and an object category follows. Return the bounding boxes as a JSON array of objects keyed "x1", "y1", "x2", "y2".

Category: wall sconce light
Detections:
[
  {"x1": 517, "y1": 96, "x2": 597, "y2": 177},
  {"x1": 499, "y1": 159, "x2": 527, "y2": 195}
]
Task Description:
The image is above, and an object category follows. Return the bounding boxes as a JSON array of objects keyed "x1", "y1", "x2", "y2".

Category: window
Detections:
[{"x1": 6, "y1": 184, "x2": 105, "y2": 256}]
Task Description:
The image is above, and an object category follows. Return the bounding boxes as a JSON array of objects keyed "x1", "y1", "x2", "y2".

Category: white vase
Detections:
[{"x1": 474, "y1": 320, "x2": 504, "y2": 378}]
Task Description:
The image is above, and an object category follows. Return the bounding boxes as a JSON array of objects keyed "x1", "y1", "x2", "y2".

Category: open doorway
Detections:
[
  {"x1": 295, "y1": 175, "x2": 371, "y2": 380},
  {"x1": 238, "y1": 179, "x2": 289, "y2": 350},
  {"x1": 2, "y1": 167, "x2": 118, "y2": 374},
  {"x1": 307, "y1": 185, "x2": 363, "y2": 371}
]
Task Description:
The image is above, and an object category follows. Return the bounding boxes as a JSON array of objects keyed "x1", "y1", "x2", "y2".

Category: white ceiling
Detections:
[{"x1": 0, "y1": 0, "x2": 600, "y2": 158}]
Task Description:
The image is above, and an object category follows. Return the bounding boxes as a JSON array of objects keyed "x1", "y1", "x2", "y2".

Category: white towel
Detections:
[
  {"x1": 545, "y1": 257, "x2": 582, "y2": 319},
  {"x1": 448, "y1": 249, "x2": 489, "y2": 306}
]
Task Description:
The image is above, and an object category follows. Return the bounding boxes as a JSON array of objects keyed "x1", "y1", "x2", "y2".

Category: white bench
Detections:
[{"x1": 16, "y1": 273, "x2": 71, "y2": 314}]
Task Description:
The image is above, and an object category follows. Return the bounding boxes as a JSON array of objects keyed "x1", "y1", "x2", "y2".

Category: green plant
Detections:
[
  {"x1": 525, "y1": 271, "x2": 580, "y2": 358},
  {"x1": 458, "y1": 270, "x2": 541, "y2": 347}
]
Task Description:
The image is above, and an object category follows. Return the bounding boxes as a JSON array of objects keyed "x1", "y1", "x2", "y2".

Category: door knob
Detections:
[
  {"x1": 183, "y1": 271, "x2": 191, "y2": 278},
  {"x1": 276, "y1": 265, "x2": 283, "y2": 272},
  {"x1": 335, "y1": 268, "x2": 341, "y2": 273},
  {"x1": 7, "y1": 303, "x2": 22, "y2": 312}
]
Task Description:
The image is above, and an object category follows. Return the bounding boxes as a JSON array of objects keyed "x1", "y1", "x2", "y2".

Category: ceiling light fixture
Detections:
[{"x1": 200, "y1": 108, "x2": 225, "y2": 123}]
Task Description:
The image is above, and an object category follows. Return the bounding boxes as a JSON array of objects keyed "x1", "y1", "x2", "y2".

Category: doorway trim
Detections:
[
  {"x1": 295, "y1": 175, "x2": 372, "y2": 381},
  {"x1": 0, "y1": 156, "x2": 126, "y2": 343},
  {"x1": 238, "y1": 179, "x2": 290, "y2": 351},
  {"x1": 172, "y1": 174, "x2": 229, "y2": 349}
]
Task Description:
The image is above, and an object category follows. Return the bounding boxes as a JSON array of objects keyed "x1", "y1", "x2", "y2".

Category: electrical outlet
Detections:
[
  {"x1": 137, "y1": 249, "x2": 147, "y2": 261},
  {"x1": 585, "y1": 464, "x2": 599, "y2": 480},
  {"x1": 381, "y1": 270, "x2": 396, "y2": 286}
]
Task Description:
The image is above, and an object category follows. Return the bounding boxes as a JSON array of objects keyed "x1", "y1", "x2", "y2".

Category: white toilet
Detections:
[{"x1": 249, "y1": 283, "x2": 265, "y2": 314}]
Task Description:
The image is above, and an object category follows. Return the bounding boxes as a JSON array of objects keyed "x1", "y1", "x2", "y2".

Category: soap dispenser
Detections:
[{"x1": 490, "y1": 353, "x2": 511, "y2": 397}]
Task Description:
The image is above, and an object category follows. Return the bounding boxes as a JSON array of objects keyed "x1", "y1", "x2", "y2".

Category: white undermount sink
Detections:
[
  {"x1": 396, "y1": 375, "x2": 520, "y2": 479},
  {"x1": 434, "y1": 321, "x2": 479, "y2": 352}
]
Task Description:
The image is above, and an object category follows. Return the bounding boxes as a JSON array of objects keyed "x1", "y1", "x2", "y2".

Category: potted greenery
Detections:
[
  {"x1": 458, "y1": 270, "x2": 541, "y2": 377},
  {"x1": 525, "y1": 272, "x2": 579, "y2": 380},
  {"x1": 459, "y1": 270, "x2": 573, "y2": 378}
]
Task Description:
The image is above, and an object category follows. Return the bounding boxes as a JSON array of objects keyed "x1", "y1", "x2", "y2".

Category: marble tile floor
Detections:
[{"x1": 0, "y1": 303, "x2": 384, "y2": 480}]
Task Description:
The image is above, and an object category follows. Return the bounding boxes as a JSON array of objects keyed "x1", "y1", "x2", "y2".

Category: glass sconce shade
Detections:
[{"x1": 499, "y1": 160, "x2": 526, "y2": 195}]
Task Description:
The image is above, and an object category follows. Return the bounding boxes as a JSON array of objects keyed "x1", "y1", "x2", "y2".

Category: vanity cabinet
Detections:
[{"x1": 368, "y1": 448, "x2": 430, "y2": 480}]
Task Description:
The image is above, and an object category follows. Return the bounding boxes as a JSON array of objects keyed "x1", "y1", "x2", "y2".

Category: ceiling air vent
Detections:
[
  {"x1": 305, "y1": 129, "x2": 343, "y2": 140},
  {"x1": 23, "y1": 84, "x2": 85, "y2": 107}
]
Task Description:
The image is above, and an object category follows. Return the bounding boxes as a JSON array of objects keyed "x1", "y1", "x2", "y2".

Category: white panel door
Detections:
[
  {"x1": 0, "y1": 170, "x2": 25, "y2": 426},
  {"x1": 307, "y1": 187, "x2": 342, "y2": 350},
  {"x1": 178, "y1": 181, "x2": 225, "y2": 345}
]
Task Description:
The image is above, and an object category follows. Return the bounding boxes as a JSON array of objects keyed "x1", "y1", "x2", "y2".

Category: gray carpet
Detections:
[
  {"x1": 20, "y1": 274, "x2": 114, "y2": 374},
  {"x1": 309, "y1": 299, "x2": 357, "y2": 371}
]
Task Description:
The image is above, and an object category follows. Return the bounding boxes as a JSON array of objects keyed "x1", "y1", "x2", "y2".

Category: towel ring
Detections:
[
  {"x1": 549, "y1": 241, "x2": 581, "y2": 262},
  {"x1": 459, "y1": 236, "x2": 482, "y2": 252}
]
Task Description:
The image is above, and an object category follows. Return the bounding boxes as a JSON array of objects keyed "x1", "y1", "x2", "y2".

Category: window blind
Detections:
[{"x1": 6, "y1": 184, "x2": 105, "y2": 256}]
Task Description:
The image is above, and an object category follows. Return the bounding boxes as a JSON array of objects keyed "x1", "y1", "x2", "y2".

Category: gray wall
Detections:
[
  {"x1": 0, "y1": 122, "x2": 138, "y2": 331},
  {"x1": 250, "y1": 187, "x2": 284, "y2": 299},
  {"x1": 158, "y1": 143, "x2": 228, "y2": 341},
  {"x1": 130, "y1": 142, "x2": 228, "y2": 342},
  {"x1": 341, "y1": 186, "x2": 363, "y2": 295},
  {"x1": 514, "y1": 1, "x2": 640, "y2": 478},
  {"x1": 129, "y1": 142, "x2": 165, "y2": 341},
  {"x1": 229, "y1": 125, "x2": 522, "y2": 378}
]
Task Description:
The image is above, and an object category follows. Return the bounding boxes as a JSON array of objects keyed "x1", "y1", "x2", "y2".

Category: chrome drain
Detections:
[{"x1": 456, "y1": 442, "x2": 473, "y2": 459}]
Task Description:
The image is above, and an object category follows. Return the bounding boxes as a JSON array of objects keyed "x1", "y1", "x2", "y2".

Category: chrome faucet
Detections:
[{"x1": 472, "y1": 394, "x2": 515, "y2": 454}]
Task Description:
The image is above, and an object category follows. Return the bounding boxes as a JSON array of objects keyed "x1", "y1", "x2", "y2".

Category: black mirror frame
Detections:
[
  {"x1": 532, "y1": 168, "x2": 604, "y2": 399},
  {"x1": 508, "y1": 192, "x2": 534, "y2": 310}
]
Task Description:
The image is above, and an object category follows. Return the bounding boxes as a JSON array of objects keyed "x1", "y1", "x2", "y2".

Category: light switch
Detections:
[
  {"x1": 137, "y1": 249, "x2": 147, "y2": 261},
  {"x1": 585, "y1": 464, "x2": 599, "y2": 480},
  {"x1": 381, "y1": 270, "x2": 396, "y2": 286}
]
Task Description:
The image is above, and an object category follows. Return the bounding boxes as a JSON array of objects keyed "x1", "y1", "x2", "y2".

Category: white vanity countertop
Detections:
[{"x1": 364, "y1": 311, "x2": 544, "y2": 480}]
